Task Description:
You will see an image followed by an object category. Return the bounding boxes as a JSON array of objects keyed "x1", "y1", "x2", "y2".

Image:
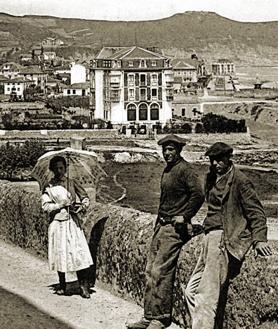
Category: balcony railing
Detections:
[
  {"x1": 110, "y1": 96, "x2": 120, "y2": 102},
  {"x1": 110, "y1": 82, "x2": 120, "y2": 89}
]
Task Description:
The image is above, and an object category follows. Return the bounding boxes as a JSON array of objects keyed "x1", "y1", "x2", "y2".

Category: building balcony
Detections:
[
  {"x1": 110, "y1": 96, "x2": 121, "y2": 102},
  {"x1": 110, "y1": 82, "x2": 120, "y2": 89}
]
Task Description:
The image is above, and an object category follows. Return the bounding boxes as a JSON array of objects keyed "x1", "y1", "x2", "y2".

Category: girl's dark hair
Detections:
[{"x1": 49, "y1": 156, "x2": 67, "y2": 172}]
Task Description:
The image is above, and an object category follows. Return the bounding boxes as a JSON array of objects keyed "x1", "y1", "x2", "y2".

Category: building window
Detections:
[
  {"x1": 140, "y1": 74, "x2": 146, "y2": 86},
  {"x1": 128, "y1": 88, "x2": 135, "y2": 101},
  {"x1": 150, "y1": 103, "x2": 159, "y2": 120},
  {"x1": 152, "y1": 60, "x2": 157, "y2": 67},
  {"x1": 140, "y1": 88, "x2": 147, "y2": 101},
  {"x1": 139, "y1": 103, "x2": 148, "y2": 121},
  {"x1": 103, "y1": 60, "x2": 110, "y2": 68},
  {"x1": 140, "y1": 60, "x2": 147, "y2": 68},
  {"x1": 111, "y1": 89, "x2": 119, "y2": 101},
  {"x1": 151, "y1": 74, "x2": 158, "y2": 85},
  {"x1": 72, "y1": 89, "x2": 76, "y2": 95},
  {"x1": 7, "y1": 87, "x2": 10, "y2": 91},
  {"x1": 127, "y1": 104, "x2": 136, "y2": 121},
  {"x1": 128, "y1": 74, "x2": 135, "y2": 86},
  {"x1": 182, "y1": 108, "x2": 185, "y2": 116},
  {"x1": 151, "y1": 88, "x2": 158, "y2": 100},
  {"x1": 128, "y1": 61, "x2": 134, "y2": 67},
  {"x1": 67, "y1": 89, "x2": 70, "y2": 95},
  {"x1": 17, "y1": 88, "x2": 20, "y2": 91}
]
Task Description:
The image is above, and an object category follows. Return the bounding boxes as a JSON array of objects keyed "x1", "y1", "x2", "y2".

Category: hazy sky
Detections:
[{"x1": 0, "y1": 0, "x2": 278, "y2": 22}]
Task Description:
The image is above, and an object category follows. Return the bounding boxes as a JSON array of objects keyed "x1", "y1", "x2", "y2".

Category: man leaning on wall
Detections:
[
  {"x1": 184, "y1": 142, "x2": 272, "y2": 329},
  {"x1": 126, "y1": 134, "x2": 205, "y2": 329}
]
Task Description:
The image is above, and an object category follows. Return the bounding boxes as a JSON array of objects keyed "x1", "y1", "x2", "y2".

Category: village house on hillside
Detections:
[
  {"x1": 172, "y1": 59, "x2": 198, "y2": 83},
  {"x1": 3, "y1": 78, "x2": 27, "y2": 100},
  {"x1": 18, "y1": 66, "x2": 48, "y2": 91},
  {"x1": 171, "y1": 94, "x2": 203, "y2": 120},
  {"x1": 63, "y1": 82, "x2": 90, "y2": 97},
  {"x1": 171, "y1": 57, "x2": 210, "y2": 94},
  {"x1": 210, "y1": 58, "x2": 240, "y2": 91},
  {"x1": 41, "y1": 37, "x2": 64, "y2": 48},
  {"x1": 90, "y1": 46, "x2": 174, "y2": 128},
  {"x1": 0, "y1": 62, "x2": 24, "y2": 80}
]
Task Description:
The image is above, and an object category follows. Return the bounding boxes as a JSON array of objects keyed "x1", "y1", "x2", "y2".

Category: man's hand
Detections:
[
  {"x1": 254, "y1": 242, "x2": 272, "y2": 257},
  {"x1": 172, "y1": 216, "x2": 185, "y2": 230}
]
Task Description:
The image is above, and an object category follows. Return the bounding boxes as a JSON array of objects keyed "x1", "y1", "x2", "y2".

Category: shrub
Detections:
[
  {"x1": 195, "y1": 122, "x2": 204, "y2": 133},
  {"x1": 201, "y1": 113, "x2": 247, "y2": 133},
  {"x1": 46, "y1": 96, "x2": 90, "y2": 113}
]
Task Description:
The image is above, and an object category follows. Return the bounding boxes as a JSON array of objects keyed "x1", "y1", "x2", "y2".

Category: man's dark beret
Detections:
[
  {"x1": 158, "y1": 134, "x2": 187, "y2": 146},
  {"x1": 205, "y1": 142, "x2": 233, "y2": 158}
]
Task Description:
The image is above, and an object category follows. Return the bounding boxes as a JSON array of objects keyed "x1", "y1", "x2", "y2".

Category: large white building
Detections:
[
  {"x1": 90, "y1": 46, "x2": 174, "y2": 127},
  {"x1": 71, "y1": 63, "x2": 87, "y2": 85}
]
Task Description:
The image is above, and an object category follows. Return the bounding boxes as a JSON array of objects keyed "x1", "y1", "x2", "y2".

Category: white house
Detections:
[
  {"x1": 4, "y1": 78, "x2": 27, "y2": 99},
  {"x1": 43, "y1": 51, "x2": 56, "y2": 61},
  {"x1": 63, "y1": 82, "x2": 90, "y2": 96},
  {"x1": 70, "y1": 63, "x2": 87, "y2": 85}
]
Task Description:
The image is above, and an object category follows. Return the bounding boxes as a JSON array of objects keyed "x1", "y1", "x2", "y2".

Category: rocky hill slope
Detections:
[{"x1": 0, "y1": 11, "x2": 278, "y2": 64}]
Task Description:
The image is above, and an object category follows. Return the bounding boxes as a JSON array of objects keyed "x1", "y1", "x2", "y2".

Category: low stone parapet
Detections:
[{"x1": 0, "y1": 181, "x2": 277, "y2": 328}]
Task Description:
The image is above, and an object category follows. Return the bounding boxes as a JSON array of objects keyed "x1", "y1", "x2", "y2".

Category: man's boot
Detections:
[
  {"x1": 57, "y1": 271, "x2": 66, "y2": 295},
  {"x1": 76, "y1": 269, "x2": 90, "y2": 299}
]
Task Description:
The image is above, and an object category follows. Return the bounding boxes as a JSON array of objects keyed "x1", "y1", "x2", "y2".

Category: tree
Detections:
[
  {"x1": 2, "y1": 113, "x2": 13, "y2": 130},
  {"x1": 0, "y1": 140, "x2": 46, "y2": 180}
]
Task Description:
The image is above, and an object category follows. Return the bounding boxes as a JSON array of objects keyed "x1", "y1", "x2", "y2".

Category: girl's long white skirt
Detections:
[{"x1": 48, "y1": 218, "x2": 93, "y2": 272}]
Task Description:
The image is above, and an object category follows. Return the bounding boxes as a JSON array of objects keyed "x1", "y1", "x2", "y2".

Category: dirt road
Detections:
[{"x1": 0, "y1": 239, "x2": 180, "y2": 329}]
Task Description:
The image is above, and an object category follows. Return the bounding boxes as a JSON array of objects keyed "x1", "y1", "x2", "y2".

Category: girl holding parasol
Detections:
[{"x1": 41, "y1": 155, "x2": 93, "y2": 298}]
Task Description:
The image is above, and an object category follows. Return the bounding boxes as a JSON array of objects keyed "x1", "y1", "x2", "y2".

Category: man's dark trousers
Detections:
[{"x1": 144, "y1": 221, "x2": 190, "y2": 324}]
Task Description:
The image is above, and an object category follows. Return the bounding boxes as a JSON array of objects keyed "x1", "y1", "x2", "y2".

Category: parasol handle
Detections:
[{"x1": 66, "y1": 153, "x2": 70, "y2": 216}]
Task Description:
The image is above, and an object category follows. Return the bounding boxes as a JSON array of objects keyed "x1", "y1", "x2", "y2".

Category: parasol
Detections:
[{"x1": 31, "y1": 147, "x2": 107, "y2": 191}]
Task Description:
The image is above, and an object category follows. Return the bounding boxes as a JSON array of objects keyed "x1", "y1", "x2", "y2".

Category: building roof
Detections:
[
  {"x1": 20, "y1": 66, "x2": 45, "y2": 74},
  {"x1": 96, "y1": 47, "x2": 131, "y2": 59},
  {"x1": 171, "y1": 59, "x2": 196, "y2": 70},
  {"x1": 46, "y1": 77, "x2": 62, "y2": 84},
  {"x1": 96, "y1": 46, "x2": 167, "y2": 60},
  {"x1": 20, "y1": 53, "x2": 32, "y2": 58},
  {"x1": 1, "y1": 62, "x2": 24, "y2": 71},
  {"x1": 171, "y1": 58, "x2": 204, "y2": 69},
  {"x1": 66, "y1": 82, "x2": 90, "y2": 89},
  {"x1": 44, "y1": 51, "x2": 56, "y2": 54},
  {"x1": 3, "y1": 77, "x2": 28, "y2": 83},
  {"x1": 213, "y1": 59, "x2": 234, "y2": 64}
]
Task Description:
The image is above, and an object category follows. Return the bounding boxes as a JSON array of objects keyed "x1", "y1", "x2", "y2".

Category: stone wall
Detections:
[
  {"x1": 0, "y1": 181, "x2": 277, "y2": 328},
  {"x1": 0, "y1": 129, "x2": 120, "y2": 140},
  {"x1": 157, "y1": 132, "x2": 251, "y2": 145}
]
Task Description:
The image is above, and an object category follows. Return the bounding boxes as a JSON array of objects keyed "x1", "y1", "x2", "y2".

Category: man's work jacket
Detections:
[{"x1": 205, "y1": 165, "x2": 268, "y2": 261}]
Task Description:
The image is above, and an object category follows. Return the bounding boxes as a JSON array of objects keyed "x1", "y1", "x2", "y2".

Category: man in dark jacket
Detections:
[
  {"x1": 127, "y1": 135, "x2": 205, "y2": 329},
  {"x1": 184, "y1": 142, "x2": 272, "y2": 329}
]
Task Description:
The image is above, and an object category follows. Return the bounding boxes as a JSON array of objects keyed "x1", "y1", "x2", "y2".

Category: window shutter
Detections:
[{"x1": 147, "y1": 87, "x2": 151, "y2": 101}]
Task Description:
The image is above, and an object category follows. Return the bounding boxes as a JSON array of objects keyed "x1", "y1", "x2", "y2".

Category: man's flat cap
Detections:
[
  {"x1": 205, "y1": 142, "x2": 233, "y2": 158},
  {"x1": 158, "y1": 134, "x2": 187, "y2": 146}
]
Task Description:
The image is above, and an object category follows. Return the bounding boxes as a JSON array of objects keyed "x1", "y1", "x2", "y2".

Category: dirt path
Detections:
[{"x1": 0, "y1": 239, "x2": 180, "y2": 329}]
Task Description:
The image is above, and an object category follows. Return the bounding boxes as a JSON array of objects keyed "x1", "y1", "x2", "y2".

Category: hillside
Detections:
[{"x1": 0, "y1": 11, "x2": 278, "y2": 64}]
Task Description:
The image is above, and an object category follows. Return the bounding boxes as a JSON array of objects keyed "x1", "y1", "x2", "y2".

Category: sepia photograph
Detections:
[{"x1": 0, "y1": 1, "x2": 277, "y2": 328}]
